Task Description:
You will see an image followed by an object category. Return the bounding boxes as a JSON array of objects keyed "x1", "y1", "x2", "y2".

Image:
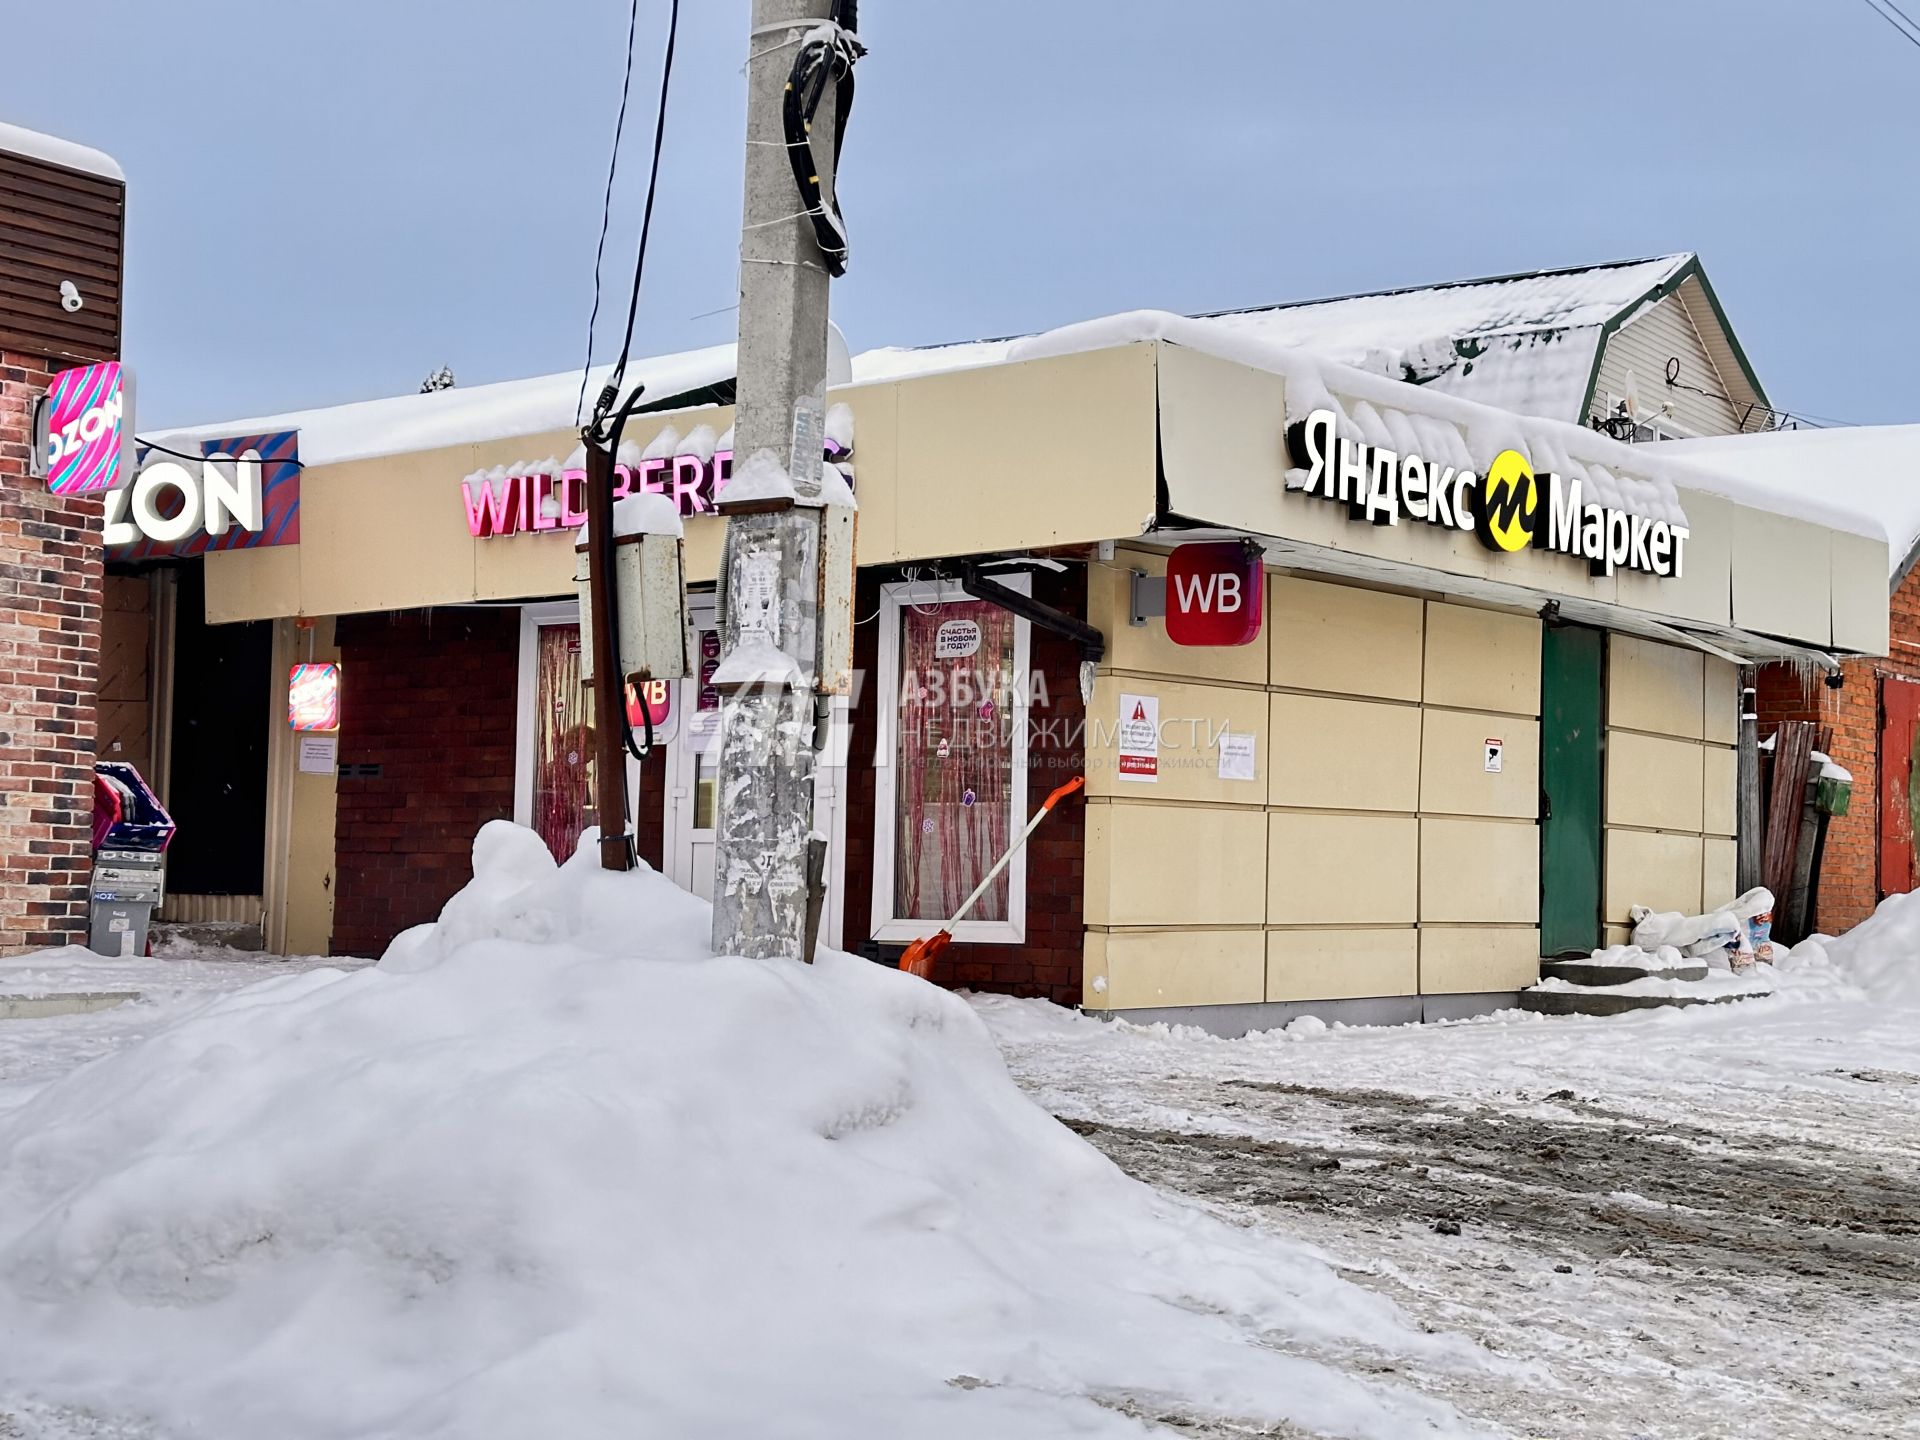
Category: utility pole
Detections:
[
  {"x1": 710, "y1": 0, "x2": 852, "y2": 959},
  {"x1": 584, "y1": 442, "x2": 635, "y2": 872}
]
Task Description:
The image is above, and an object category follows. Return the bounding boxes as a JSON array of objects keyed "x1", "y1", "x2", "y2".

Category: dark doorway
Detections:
[
  {"x1": 1540, "y1": 623, "x2": 1605, "y2": 957},
  {"x1": 164, "y1": 565, "x2": 272, "y2": 894}
]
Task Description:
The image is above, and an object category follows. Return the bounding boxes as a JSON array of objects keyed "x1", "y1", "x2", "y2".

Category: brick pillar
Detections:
[{"x1": 0, "y1": 350, "x2": 104, "y2": 953}]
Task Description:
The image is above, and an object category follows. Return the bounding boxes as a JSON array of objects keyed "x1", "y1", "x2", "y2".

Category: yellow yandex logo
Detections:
[{"x1": 1475, "y1": 449, "x2": 1538, "y2": 553}]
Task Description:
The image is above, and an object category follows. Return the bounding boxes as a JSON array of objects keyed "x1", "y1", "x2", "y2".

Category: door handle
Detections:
[{"x1": 1540, "y1": 789, "x2": 1552, "y2": 821}]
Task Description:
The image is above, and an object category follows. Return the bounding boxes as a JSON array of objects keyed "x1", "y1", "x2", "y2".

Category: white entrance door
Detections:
[{"x1": 665, "y1": 598, "x2": 847, "y2": 948}]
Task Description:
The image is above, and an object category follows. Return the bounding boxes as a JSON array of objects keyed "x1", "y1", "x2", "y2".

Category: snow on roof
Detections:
[
  {"x1": 1001, "y1": 309, "x2": 1882, "y2": 540},
  {"x1": 155, "y1": 345, "x2": 738, "y2": 468},
  {"x1": 853, "y1": 256, "x2": 1694, "y2": 418},
  {"x1": 1668, "y1": 426, "x2": 1915, "y2": 574},
  {"x1": 0, "y1": 120, "x2": 123, "y2": 181}
]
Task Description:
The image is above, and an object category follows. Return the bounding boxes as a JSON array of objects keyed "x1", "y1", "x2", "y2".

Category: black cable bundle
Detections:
[{"x1": 783, "y1": 0, "x2": 866, "y2": 276}]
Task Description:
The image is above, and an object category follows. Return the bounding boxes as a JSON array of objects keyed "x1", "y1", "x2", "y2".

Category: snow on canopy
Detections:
[
  {"x1": 0, "y1": 120, "x2": 123, "y2": 181},
  {"x1": 855, "y1": 255, "x2": 1696, "y2": 421},
  {"x1": 0, "y1": 822, "x2": 1489, "y2": 1439},
  {"x1": 1668, "y1": 425, "x2": 1919, "y2": 577},
  {"x1": 154, "y1": 347, "x2": 740, "y2": 470}
]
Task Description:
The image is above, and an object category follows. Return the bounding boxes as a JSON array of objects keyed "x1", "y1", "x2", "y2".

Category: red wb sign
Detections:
[{"x1": 1165, "y1": 542, "x2": 1264, "y2": 647}]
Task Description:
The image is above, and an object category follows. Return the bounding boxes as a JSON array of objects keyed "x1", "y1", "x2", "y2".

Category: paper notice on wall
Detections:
[
  {"x1": 1217, "y1": 731, "x2": 1256, "y2": 782},
  {"x1": 298, "y1": 735, "x2": 338, "y2": 776},
  {"x1": 1117, "y1": 692, "x2": 1159, "y2": 782},
  {"x1": 1484, "y1": 737, "x2": 1504, "y2": 774}
]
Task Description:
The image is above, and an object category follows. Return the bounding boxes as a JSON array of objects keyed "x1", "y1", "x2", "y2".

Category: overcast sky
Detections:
[{"x1": 9, "y1": 1, "x2": 1917, "y2": 429}]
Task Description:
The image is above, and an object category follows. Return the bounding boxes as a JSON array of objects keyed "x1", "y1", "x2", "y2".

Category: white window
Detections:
[{"x1": 870, "y1": 576, "x2": 1031, "y2": 945}]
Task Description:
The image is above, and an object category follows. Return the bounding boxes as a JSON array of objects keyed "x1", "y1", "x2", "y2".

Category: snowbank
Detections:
[
  {"x1": 1791, "y1": 890, "x2": 1920, "y2": 1008},
  {"x1": 0, "y1": 824, "x2": 1482, "y2": 1439}
]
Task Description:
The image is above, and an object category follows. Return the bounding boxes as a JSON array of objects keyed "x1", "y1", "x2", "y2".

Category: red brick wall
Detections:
[
  {"x1": 841, "y1": 566, "x2": 1086, "y2": 1005},
  {"x1": 0, "y1": 349, "x2": 103, "y2": 953},
  {"x1": 1755, "y1": 560, "x2": 1920, "y2": 934},
  {"x1": 331, "y1": 609, "x2": 519, "y2": 957}
]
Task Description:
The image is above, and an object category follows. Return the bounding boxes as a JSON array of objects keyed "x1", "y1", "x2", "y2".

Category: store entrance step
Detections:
[{"x1": 1539, "y1": 958, "x2": 1710, "y2": 988}]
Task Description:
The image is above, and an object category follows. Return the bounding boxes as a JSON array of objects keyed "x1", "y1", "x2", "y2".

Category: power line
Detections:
[
  {"x1": 575, "y1": 0, "x2": 646, "y2": 429},
  {"x1": 1877, "y1": 0, "x2": 1920, "y2": 36},
  {"x1": 1858, "y1": 0, "x2": 1920, "y2": 50}
]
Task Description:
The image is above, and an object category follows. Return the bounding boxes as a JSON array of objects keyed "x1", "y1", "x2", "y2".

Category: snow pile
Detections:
[
  {"x1": 1791, "y1": 890, "x2": 1920, "y2": 1008},
  {"x1": 720, "y1": 447, "x2": 798, "y2": 505},
  {"x1": 0, "y1": 824, "x2": 1481, "y2": 1439}
]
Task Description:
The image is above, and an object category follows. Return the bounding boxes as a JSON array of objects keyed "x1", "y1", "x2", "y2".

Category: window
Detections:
[
  {"x1": 515, "y1": 603, "x2": 600, "y2": 864},
  {"x1": 871, "y1": 577, "x2": 1031, "y2": 944}
]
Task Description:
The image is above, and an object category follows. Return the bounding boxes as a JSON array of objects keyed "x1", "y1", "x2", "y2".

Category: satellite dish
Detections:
[{"x1": 827, "y1": 320, "x2": 852, "y2": 389}]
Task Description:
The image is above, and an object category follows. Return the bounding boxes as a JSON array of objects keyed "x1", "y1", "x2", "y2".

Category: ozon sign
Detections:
[
  {"x1": 1165, "y1": 542, "x2": 1263, "y2": 647},
  {"x1": 103, "y1": 453, "x2": 264, "y2": 547}
]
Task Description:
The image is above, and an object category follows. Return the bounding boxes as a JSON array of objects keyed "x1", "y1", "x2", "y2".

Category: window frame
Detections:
[{"x1": 869, "y1": 574, "x2": 1032, "y2": 946}]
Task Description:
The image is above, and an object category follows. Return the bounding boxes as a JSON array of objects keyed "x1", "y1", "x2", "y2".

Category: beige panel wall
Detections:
[
  {"x1": 1269, "y1": 693, "x2": 1420, "y2": 811},
  {"x1": 282, "y1": 618, "x2": 341, "y2": 956},
  {"x1": 1271, "y1": 575, "x2": 1423, "y2": 699},
  {"x1": 1268, "y1": 812, "x2": 1418, "y2": 925},
  {"x1": 1096, "y1": 548, "x2": 1267, "y2": 686},
  {"x1": 1423, "y1": 603, "x2": 1540, "y2": 715},
  {"x1": 1420, "y1": 710, "x2": 1538, "y2": 819},
  {"x1": 1085, "y1": 803, "x2": 1267, "y2": 927},
  {"x1": 1268, "y1": 929, "x2": 1417, "y2": 1002},
  {"x1": 1421, "y1": 927, "x2": 1541, "y2": 995},
  {"x1": 1421, "y1": 818, "x2": 1538, "y2": 924},
  {"x1": 1083, "y1": 674, "x2": 1269, "y2": 804},
  {"x1": 1082, "y1": 928, "x2": 1266, "y2": 1010},
  {"x1": 1604, "y1": 635, "x2": 1738, "y2": 923}
]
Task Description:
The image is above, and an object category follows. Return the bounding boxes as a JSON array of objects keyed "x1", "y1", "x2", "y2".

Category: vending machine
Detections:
[{"x1": 89, "y1": 762, "x2": 175, "y2": 957}]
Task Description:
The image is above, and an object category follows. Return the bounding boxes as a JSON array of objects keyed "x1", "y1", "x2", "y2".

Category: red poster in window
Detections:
[{"x1": 1165, "y1": 542, "x2": 1263, "y2": 647}]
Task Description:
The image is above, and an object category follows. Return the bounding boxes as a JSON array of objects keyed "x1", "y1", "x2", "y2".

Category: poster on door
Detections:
[{"x1": 1117, "y1": 692, "x2": 1159, "y2": 782}]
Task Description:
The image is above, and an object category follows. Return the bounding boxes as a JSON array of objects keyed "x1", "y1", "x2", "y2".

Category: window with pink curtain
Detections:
[
  {"x1": 893, "y1": 599, "x2": 1016, "y2": 923},
  {"x1": 533, "y1": 623, "x2": 596, "y2": 863}
]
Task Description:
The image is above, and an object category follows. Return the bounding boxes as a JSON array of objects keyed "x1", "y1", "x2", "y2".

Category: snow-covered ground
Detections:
[
  {"x1": 974, "y1": 926, "x2": 1920, "y2": 1439},
  {"x1": 1, "y1": 848, "x2": 1913, "y2": 1438}
]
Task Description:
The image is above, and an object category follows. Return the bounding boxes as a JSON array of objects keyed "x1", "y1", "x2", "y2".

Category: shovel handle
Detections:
[{"x1": 1041, "y1": 774, "x2": 1086, "y2": 811}]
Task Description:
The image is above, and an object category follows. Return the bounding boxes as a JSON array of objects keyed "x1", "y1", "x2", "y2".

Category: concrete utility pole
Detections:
[{"x1": 710, "y1": 0, "x2": 845, "y2": 959}]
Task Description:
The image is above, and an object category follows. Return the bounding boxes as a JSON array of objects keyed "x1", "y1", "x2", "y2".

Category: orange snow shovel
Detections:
[{"x1": 899, "y1": 774, "x2": 1085, "y2": 980}]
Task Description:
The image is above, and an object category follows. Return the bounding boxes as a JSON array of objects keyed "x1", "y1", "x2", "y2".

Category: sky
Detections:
[{"x1": 7, "y1": 0, "x2": 1918, "y2": 430}]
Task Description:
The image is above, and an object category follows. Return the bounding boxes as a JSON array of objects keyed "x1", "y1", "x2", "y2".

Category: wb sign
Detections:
[{"x1": 1166, "y1": 542, "x2": 1264, "y2": 647}]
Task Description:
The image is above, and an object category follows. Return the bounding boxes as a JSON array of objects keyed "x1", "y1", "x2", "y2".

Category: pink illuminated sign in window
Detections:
[{"x1": 288, "y1": 663, "x2": 342, "y2": 731}]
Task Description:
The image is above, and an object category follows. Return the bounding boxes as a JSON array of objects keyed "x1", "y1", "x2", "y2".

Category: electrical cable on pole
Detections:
[{"x1": 574, "y1": 0, "x2": 683, "y2": 870}]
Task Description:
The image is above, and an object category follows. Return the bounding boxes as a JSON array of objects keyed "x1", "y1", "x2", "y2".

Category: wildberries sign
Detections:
[
  {"x1": 42, "y1": 361, "x2": 133, "y2": 495},
  {"x1": 1165, "y1": 542, "x2": 1263, "y2": 647}
]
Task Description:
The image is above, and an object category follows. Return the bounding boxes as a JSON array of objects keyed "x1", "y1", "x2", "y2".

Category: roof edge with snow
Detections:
[{"x1": 0, "y1": 120, "x2": 123, "y2": 182}]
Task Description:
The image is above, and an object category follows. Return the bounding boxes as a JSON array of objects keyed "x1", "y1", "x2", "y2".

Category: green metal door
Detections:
[{"x1": 1540, "y1": 624, "x2": 1604, "y2": 957}]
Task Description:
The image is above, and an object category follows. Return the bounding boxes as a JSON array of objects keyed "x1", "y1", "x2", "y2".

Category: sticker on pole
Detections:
[
  {"x1": 934, "y1": 618, "x2": 981, "y2": 660},
  {"x1": 1484, "y1": 737, "x2": 1504, "y2": 773},
  {"x1": 1117, "y1": 692, "x2": 1159, "y2": 782}
]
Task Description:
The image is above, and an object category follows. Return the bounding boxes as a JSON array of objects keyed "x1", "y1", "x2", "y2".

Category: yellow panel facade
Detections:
[
  {"x1": 1615, "y1": 488, "x2": 1735, "y2": 628},
  {"x1": 1702, "y1": 837, "x2": 1738, "y2": 911},
  {"x1": 1422, "y1": 603, "x2": 1541, "y2": 715},
  {"x1": 204, "y1": 544, "x2": 302, "y2": 624},
  {"x1": 1419, "y1": 818, "x2": 1538, "y2": 924},
  {"x1": 889, "y1": 346, "x2": 1159, "y2": 563},
  {"x1": 1605, "y1": 828, "x2": 1704, "y2": 923},
  {"x1": 1083, "y1": 803, "x2": 1267, "y2": 927},
  {"x1": 299, "y1": 456, "x2": 476, "y2": 616},
  {"x1": 1732, "y1": 505, "x2": 1832, "y2": 646},
  {"x1": 1082, "y1": 928, "x2": 1266, "y2": 1010},
  {"x1": 283, "y1": 617, "x2": 341, "y2": 956},
  {"x1": 1608, "y1": 634, "x2": 1705, "y2": 738},
  {"x1": 1267, "y1": 929, "x2": 1417, "y2": 1002},
  {"x1": 1269, "y1": 575, "x2": 1424, "y2": 700},
  {"x1": 1832, "y1": 529, "x2": 1892, "y2": 656},
  {"x1": 1419, "y1": 927, "x2": 1541, "y2": 995},
  {"x1": 1419, "y1": 710, "x2": 1539, "y2": 819},
  {"x1": 1084, "y1": 675, "x2": 1269, "y2": 804},
  {"x1": 1605, "y1": 731, "x2": 1706, "y2": 833},
  {"x1": 1702, "y1": 657, "x2": 1740, "y2": 744},
  {"x1": 1702, "y1": 745, "x2": 1737, "y2": 837},
  {"x1": 1088, "y1": 546, "x2": 1267, "y2": 686},
  {"x1": 1268, "y1": 693, "x2": 1420, "y2": 812},
  {"x1": 1268, "y1": 812, "x2": 1418, "y2": 925}
]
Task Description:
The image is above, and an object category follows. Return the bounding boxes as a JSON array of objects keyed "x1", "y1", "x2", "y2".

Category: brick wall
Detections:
[
  {"x1": 1755, "y1": 559, "x2": 1920, "y2": 934},
  {"x1": 0, "y1": 349, "x2": 103, "y2": 953},
  {"x1": 331, "y1": 609, "x2": 519, "y2": 957},
  {"x1": 841, "y1": 566, "x2": 1086, "y2": 1005}
]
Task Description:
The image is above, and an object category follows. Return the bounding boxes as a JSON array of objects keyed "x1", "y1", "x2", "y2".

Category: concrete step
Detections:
[
  {"x1": 0, "y1": 991, "x2": 140, "y2": 1020},
  {"x1": 1540, "y1": 958, "x2": 1709, "y2": 988},
  {"x1": 1518, "y1": 988, "x2": 1757, "y2": 1018}
]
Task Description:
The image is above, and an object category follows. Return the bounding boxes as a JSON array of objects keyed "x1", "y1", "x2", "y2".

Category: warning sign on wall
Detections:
[
  {"x1": 1484, "y1": 737, "x2": 1504, "y2": 773},
  {"x1": 1118, "y1": 692, "x2": 1159, "y2": 782}
]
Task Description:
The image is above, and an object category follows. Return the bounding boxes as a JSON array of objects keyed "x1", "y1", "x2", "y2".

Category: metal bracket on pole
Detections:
[
  {"x1": 1129, "y1": 569, "x2": 1166, "y2": 628},
  {"x1": 959, "y1": 564, "x2": 1106, "y2": 665}
]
